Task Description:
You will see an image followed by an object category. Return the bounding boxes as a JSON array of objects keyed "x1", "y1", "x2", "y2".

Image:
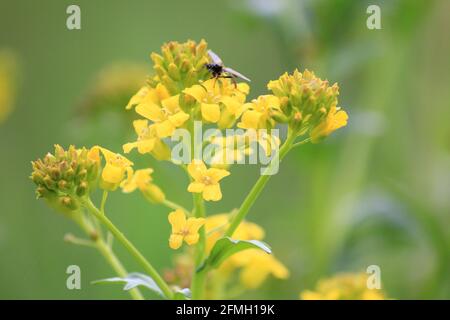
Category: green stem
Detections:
[
  {"x1": 73, "y1": 213, "x2": 144, "y2": 300},
  {"x1": 95, "y1": 238, "x2": 145, "y2": 300},
  {"x1": 191, "y1": 192, "x2": 206, "y2": 299},
  {"x1": 225, "y1": 133, "x2": 297, "y2": 237},
  {"x1": 82, "y1": 197, "x2": 174, "y2": 300}
]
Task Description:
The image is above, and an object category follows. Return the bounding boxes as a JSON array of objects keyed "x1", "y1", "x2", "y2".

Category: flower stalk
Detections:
[
  {"x1": 225, "y1": 132, "x2": 298, "y2": 237},
  {"x1": 81, "y1": 197, "x2": 174, "y2": 299},
  {"x1": 72, "y1": 212, "x2": 144, "y2": 300}
]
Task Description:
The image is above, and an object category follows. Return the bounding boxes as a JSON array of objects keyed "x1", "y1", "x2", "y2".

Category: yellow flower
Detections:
[
  {"x1": 205, "y1": 213, "x2": 265, "y2": 253},
  {"x1": 0, "y1": 49, "x2": 18, "y2": 123},
  {"x1": 187, "y1": 161, "x2": 230, "y2": 201},
  {"x1": 120, "y1": 168, "x2": 165, "y2": 203},
  {"x1": 310, "y1": 105, "x2": 348, "y2": 142},
  {"x1": 92, "y1": 146, "x2": 133, "y2": 190},
  {"x1": 232, "y1": 249, "x2": 289, "y2": 289},
  {"x1": 122, "y1": 119, "x2": 171, "y2": 161},
  {"x1": 208, "y1": 134, "x2": 253, "y2": 168},
  {"x1": 127, "y1": 83, "x2": 189, "y2": 138},
  {"x1": 168, "y1": 209, "x2": 205, "y2": 249},
  {"x1": 183, "y1": 79, "x2": 249, "y2": 125},
  {"x1": 300, "y1": 272, "x2": 386, "y2": 300},
  {"x1": 123, "y1": 119, "x2": 157, "y2": 154},
  {"x1": 237, "y1": 95, "x2": 281, "y2": 129}
]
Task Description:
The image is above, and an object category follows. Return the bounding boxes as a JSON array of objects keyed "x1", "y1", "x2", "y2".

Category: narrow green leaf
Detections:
[
  {"x1": 199, "y1": 237, "x2": 271, "y2": 271},
  {"x1": 92, "y1": 272, "x2": 164, "y2": 298}
]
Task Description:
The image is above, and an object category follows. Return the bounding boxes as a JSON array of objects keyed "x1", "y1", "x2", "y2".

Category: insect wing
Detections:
[
  {"x1": 223, "y1": 67, "x2": 251, "y2": 82},
  {"x1": 207, "y1": 50, "x2": 223, "y2": 65}
]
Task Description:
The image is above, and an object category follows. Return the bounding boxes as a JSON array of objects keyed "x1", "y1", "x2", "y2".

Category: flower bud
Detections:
[
  {"x1": 143, "y1": 184, "x2": 166, "y2": 204},
  {"x1": 30, "y1": 145, "x2": 101, "y2": 216},
  {"x1": 267, "y1": 69, "x2": 348, "y2": 140}
]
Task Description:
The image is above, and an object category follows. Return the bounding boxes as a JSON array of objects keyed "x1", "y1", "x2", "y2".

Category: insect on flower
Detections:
[{"x1": 205, "y1": 50, "x2": 251, "y2": 87}]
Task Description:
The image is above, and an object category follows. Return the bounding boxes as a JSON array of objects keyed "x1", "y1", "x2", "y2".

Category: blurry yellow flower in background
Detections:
[
  {"x1": 120, "y1": 168, "x2": 165, "y2": 203},
  {"x1": 168, "y1": 209, "x2": 205, "y2": 249},
  {"x1": 204, "y1": 213, "x2": 288, "y2": 289},
  {"x1": 238, "y1": 95, "x2": 281, "y2": 129},
  {"x1": 183, "y1": 79, "x2": 249, "y2": 125},
  {"x1": 93, "y1": 146, "x2": 133, "y2": 190},
  {"x1": 0, "y1": 49, "x2": 19, "y2": 123},
  {"x1": 204, "y1": 213, "x2": 265, "y2": 253},
  {"x1": 232, "y1": 249, "x2": 289, "y2": 289},
  {"x1": 300, "y1": 272, "x2": 386, "y2": 300},
  {"x1": 187, "y1": 161, "x2": 230, "y2": 201}
]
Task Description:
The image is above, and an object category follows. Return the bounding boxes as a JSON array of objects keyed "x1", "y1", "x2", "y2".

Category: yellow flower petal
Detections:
[
  {"x1": 102, "y1": 163, "x2": 125, "y2": 184},
  {"x1": 237, "y1": 83, "x2": 250, "y2": 95},
  {"x1": 203, "y1": 184, "x2": 222, "y2": 201},
  {"x1": 184, "y1": 233, "x2": 200, "y2": 246},
  {"x1": 239, "y1": 109, "x2": 262, "y2": 129},
  {"x1": 207, "y1": 168, "x2": 230, "y2": 182},
  {"x1": 188, "y1": 161, "x2": 207, "y2": 181},
  {"x1": 161, "y1": 95, "x2": 180, "y2": 113},
  {"x1": 187, "y1": 181, "x2": 205, "y2": 193},
  {"x1": 220, "y1": 96, "x2": 241, "y2": 116},
  {"x1": 137, "y1": 139, "x2": 155, "y2": 154},
  {"x1": 155, "y1": 120, "x2": 175, "y2": 138},
  {"x1": 168, "y1": 111, "x2": 189, "y2": 127},
  {"x1": 201, "y1": 103, "x2": 221, "y2": 123},
  {"x1": 169, "y1": 234, "x2": 183, "y2": 250},
  {"x1": 168, "y1": 209, "x2": 186, "y2": 234},
  {"x1": 126, "y1": 86, "x2": 148, "y2": 110},
  {"x1": 120, "y1": 167, "x2": 138, "y2": 193},
  {"x1": 132, "y1": 119, "x2": 149, "y2": 134},
  {"x1": 123, "y1": 142, "x2": 137, "y2": 154},
  {"x1": 136, "y1": 102, "x2": 164, "y2": 122},
  {"x1": 186, "y1": 217, "x2": 205, "y2": 235},
  {"x1": 183, "y1": 84, "x2": 207, "y2": 102}
]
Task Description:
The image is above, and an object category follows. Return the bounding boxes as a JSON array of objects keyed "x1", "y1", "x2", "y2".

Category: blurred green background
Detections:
[{"x1": 1, "y1": 0, "x2": 449, "y2": 299}]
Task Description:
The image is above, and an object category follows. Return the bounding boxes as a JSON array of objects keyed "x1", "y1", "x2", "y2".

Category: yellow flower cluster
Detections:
[
  {"x1": 205, "y1": 214, "x2": 289, "y2": 289},
  {"x1": 268, "y1": 69, "x2": 348, "y2": 142},
  {"x1": 300, "y1": 272, "x2": 386, "y2": 300},
  {"x1": 30, "y1": 40, "x2": 351, "y2": 299}
]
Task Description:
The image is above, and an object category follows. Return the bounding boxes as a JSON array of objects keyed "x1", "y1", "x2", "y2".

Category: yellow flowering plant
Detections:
[{"x1": 30, "y1": 40, "x2": 348, "y2": 300}]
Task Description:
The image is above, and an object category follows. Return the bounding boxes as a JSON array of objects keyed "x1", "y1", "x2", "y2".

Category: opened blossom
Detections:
[
  {"x1": 238, "y1": 94, "x2": 281, "y2": 129},
  {"x1": 183, "y1": 79, "x2": 249, "y2": 125},
  {"x1": 168, "y1": 209, "x2": 205, "y2": 250},
  {"x1": 310, "y1": 105, "x2": 348, "y2": 142},
  {"x1": 120, "y1": 168, "x2": 165, "y2": 203},
  {"x1": 127, "y1": 83, "x2": 189, "y2": 138},
  {"x1": 91, "y1": 146, "x2": 133, "y2": 190},
  {"x1": 187, "y1": 161, "x2": 230, "y2": 201}
]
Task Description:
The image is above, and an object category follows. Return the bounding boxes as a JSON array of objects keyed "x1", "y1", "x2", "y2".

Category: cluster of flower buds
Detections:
[
  {"x1": 267, "y1": 69, "x2": 348, "y2": 141},
  {"x1": 30, "y1": 145, "x2": 100, "y2": 215},
  {"x1": 147, "y1": 39, "x2": 211, "y2": 94}
]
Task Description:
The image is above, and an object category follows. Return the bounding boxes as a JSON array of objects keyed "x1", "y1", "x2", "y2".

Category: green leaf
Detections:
[
  {"x1": 173, "y1": 288, "x2": 191, "y2": 300},
  {"x1": 199, "y1": 237, "x2": 271, "y2": 271},
  {"x1": 92, "y1": 272, "x2": 164, "y2": 298}
]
